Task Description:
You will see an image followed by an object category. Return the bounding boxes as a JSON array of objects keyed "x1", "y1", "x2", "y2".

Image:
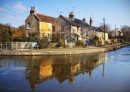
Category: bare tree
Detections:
[
  {"x1": 100, "y1": 23, "x2": 111, "y2": 32},
  {"x1": 121, "y1": 25, "x2": 130, "y2": 41}
]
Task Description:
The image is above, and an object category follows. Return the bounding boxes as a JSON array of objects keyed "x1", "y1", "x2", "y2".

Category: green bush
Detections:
[
  {"x1": 91, "y1": 36, "x2": 99, "y2": 46},
  {"x1": 56, "y1": 39, "x2": 65, "y2": 47},
  {"x1": 76, "y1": 40, "x2": 84, "y2": 47},
  {"x1": 37, "y1": 36, "x2": 50, "y2": 49}
]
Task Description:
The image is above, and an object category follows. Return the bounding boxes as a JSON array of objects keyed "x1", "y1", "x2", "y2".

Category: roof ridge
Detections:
[
  {"x1": 36, "y1": 13, "x2": 55, "y2": 18},
  {"x1": 36, "y1": 13, "x2": 56, "y2": 23}
]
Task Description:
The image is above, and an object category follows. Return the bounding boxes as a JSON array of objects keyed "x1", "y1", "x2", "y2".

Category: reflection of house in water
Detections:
[
  {"x1": 26, "y1": 58, "x2": 53, "y2": 92},
  {"x1": 80, "y1": 56, "x2": 107, "y2": 77},
  {"x1": 25, "y1": 54, "x2": 107, "y2": 91},
  {"x1": 53, "y1": 62, "x2": 80, "y2": 84}
]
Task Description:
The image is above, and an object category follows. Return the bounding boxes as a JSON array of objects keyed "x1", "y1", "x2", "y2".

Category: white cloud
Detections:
[
  {"x1": 13, "y1": 2, "x2": 28, "y2": 12},
  {"x1": 7, "y1": 15, "x2": 23, "y2": 20},
  {"x1": 0, "y1": 7, "x2": 5, "y2": 11}
]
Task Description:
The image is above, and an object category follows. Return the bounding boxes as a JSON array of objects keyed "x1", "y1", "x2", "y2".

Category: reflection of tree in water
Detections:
[{"x1": 24, "y1": 53, "x2": 107, "y2": 91}]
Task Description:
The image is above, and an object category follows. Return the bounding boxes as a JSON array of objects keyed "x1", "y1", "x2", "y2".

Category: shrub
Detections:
[
  {"x1": 56, "y1": 39, "x2": 65, "y2": 47},
  {"x1": 91, "y1": 36, "x2": 99, "y2": 46},
  {"x1": 37, "y1": 36, "x2": 50, "y2": 49},
  {"x1": 76, "y1": 40, "x2": 84, "y2": 47}
]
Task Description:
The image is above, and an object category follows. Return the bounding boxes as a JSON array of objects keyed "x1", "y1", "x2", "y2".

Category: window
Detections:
[
  {"x1": 27, "y1": 23, "x2": 30, "y2": 29},
  {"x1": 28, "y1": 33, "x2": 31, "y2": 37},
  {"x1": 42, "y1": 33, "x2": 44, "y2": 37},
  {"x1": 77, "y1": 26, "x2": 79, "y2": 31},
  {"x1": 52, "y1": 26, "x2": 55, "y2": 32},
  {"x1": 48, "y1": 34, "x2": 50, "y2": 38},
  {"x1": 86, "y1": 32, "x2": 89, "y2": 36}
]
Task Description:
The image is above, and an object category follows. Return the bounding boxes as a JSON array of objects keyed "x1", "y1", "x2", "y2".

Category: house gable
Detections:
[
  {"x1": 25, "y1": 14, "x2": 39, "y2": 37},
  {"x1": 53, "y1": 16, "x2": 71, "y2": 40},
  {"x1": 53, "y1": 16, "x2": 71, "y2": 31}
]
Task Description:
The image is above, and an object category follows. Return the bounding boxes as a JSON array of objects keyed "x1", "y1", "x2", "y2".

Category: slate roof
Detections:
[
  {"x1": 60, "y1": 15, "x2": 89, "y2": 27},
  {"x1": 60, "y1": 15, "x2": 105, "y2": 33},
  {"x1": 36, "y1": 13, "x2": 56, "y2": 23},
  {"x1": 90, "y1": 26, "x2": 104, "y2": 32}
]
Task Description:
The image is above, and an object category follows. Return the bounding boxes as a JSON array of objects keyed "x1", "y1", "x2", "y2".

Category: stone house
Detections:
[
  {"x1": 53, "y1": 11, "x2": 90, "y2": 45},
  {"x1": 89, "y1": 26, "x2": 108, "y2": 45},
  {"x1": 87, "y1": 17, "x2": 108, "y2": 45},
  {"x1": 25, "y1": 7, "x2": 108, "y2": 46},
  {"x1": 109, "y1": 28, "x2": 124, "y2": 43},
  {"x1": 25, "y1": 7, "x2": 56, "y2": 41}
]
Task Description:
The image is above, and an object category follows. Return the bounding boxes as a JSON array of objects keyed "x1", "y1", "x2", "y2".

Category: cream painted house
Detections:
[{"x1": 25, "y1": 7, "x2": 56, "y2": 41}]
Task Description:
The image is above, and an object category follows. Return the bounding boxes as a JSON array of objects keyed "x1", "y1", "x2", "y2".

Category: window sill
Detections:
[{"x1": 27, "y1": 28, "x2": 31, "y2": 30}]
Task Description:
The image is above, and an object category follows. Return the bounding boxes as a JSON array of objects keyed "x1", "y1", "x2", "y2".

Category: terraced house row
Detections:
[{"x1": 25, "y1": 7, "x2": 108, "y2": 46}]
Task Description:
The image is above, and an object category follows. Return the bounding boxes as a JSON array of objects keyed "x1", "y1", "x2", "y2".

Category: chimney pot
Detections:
[
  {"x1": 30, "y1": 7, "x2": 36, "y2": 15},
  {"x1": 82, "y1": 18, "x2": 86, "y2": 22},
  {"x1": 69, "y1": 11, "x2": 75, "y2": 20},
  {"x1": 90, "y1": 17, "x2": 92, "y2": 26}
]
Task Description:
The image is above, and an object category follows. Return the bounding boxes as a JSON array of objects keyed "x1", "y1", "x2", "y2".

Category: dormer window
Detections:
[
  {"x1": 27, "y1": 23, "x2": 30, "y2": 29},
  {"x1": 86, "y1": 32, "x2": 89, "y2": 36}
]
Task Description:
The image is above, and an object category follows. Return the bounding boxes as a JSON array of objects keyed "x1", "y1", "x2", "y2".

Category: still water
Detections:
[{"x1": 0, "y1": 47, "x2": 130, "y2": 92}]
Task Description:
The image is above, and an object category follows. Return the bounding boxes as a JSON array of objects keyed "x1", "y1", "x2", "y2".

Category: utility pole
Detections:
[
  {"x1": 72, "y1": 6, "x2": 75, "y2": 12},
  {"x1": 92, "y1": 14, "x2": 93, "y2": 20},
  {"x1": 84, "y1": 10, "x2": 85, "y2": 18},
  {"x1": 115, "y1": 24, "x2": 116, "y2": 42},
  {"x1": 103, "y1": 18, "x2": 105, "y2": 45}
]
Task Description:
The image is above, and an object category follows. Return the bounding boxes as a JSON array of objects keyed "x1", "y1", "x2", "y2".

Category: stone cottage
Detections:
[
  {"x1": 89, "y1": 26, "x2": 108, "y2": 45},
  {"x1": 25, "y1": 7, "x2": 56, "y2": 41},
  {"x1": 52, "y1": 11, "x2": 90, "y2": 45},
  {"x1": 87, "y1": 17, "x2": 108, "y2": 45}
]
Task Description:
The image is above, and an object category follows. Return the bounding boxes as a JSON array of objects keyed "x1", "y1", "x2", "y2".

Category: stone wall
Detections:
[
  {"x1": 0, "y1": 48, "x2": 106, "y2": 56},
  {"x1": 0, "y1": 44, "x2": 128, "y2": 56}
]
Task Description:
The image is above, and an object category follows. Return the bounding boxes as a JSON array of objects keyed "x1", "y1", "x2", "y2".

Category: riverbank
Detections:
[{"x1": 0, "y1": 43, "x2": 129, "y2": 56}]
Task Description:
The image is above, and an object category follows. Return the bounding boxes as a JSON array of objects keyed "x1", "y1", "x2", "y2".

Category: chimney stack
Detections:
[
  {"x1": 90, "y1": 17, "x2": 92, "y2": 26},
  {"x1": 30, "y1": 7, "x2": 36, "y2": 15},
  {"x1": 82, "y1": 18, "x2": 86, "y2": 22},
  {"x1": 69, "y1": 11, "x2": 75, "y2": 20}
]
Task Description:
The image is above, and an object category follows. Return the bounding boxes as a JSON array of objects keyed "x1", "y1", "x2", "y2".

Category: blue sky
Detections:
[{"x1": 0, "y1": 0, "x2": 130, "y2": 30}]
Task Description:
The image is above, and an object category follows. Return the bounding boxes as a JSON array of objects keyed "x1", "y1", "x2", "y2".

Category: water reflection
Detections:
[
  {"x1": 0, "y1": 53, "x2": 107, "y2": 91},
  {"x1": 25, "y1": 53, "x2": 107, "y2": 91},
  {"x1": 1, "y1": 47, "x2": 130, "y2": 92}
]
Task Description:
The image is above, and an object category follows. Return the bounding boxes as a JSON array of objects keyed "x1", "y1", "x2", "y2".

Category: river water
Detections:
[{"x1": 0, "y1": 46, "x2": 130, "y2": 92}]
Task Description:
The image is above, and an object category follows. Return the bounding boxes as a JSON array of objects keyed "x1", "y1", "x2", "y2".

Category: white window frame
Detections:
[{"x1": 27, "y1": 23, "x2": 31, "y2": 29}]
